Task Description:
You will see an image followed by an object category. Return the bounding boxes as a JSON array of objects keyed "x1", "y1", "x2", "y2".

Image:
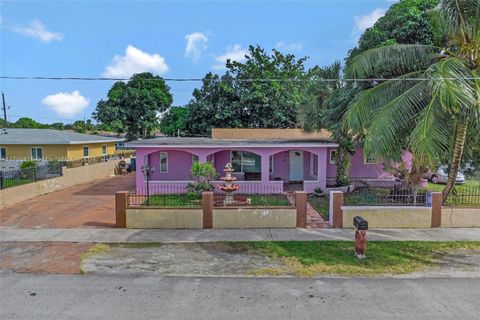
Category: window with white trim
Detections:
[
  {"x1": 0, "y1": 147, "x2": 6, "y2": 159},
  {"x1": 83, "y1": 146, "x2": 89, "y2": 158},
  {"x1": 309, "y1": 153, "x2": 315, "y2": 176},
  {"x1": 230, "y1": 151, "x2": 261, "y2": 173},
  {"x1": 159, "y1": 152, "x2": 168, "y2": 173},
  {"x1": 329, "y1": 150, "x2": 336, "y2": 164},
  {"x1": 101, "y1": 144, "x2": 107, "y2": 156},
  {"x1": 31, "y1": 147, "x2": 43, "y2": 160}
]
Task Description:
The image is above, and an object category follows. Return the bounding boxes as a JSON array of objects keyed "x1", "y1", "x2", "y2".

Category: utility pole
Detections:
[{"x1": 2, "y1": 92, "x2": 7, "y2": 130}]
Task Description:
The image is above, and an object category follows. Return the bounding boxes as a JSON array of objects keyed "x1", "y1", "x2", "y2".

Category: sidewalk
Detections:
[{"x1": 1, "y1": 227, "x2": 479, "y2": 243}]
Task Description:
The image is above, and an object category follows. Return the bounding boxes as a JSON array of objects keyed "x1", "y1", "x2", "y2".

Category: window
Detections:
[
  {"x1": 230, "y1": 151, "x2": 261, "y2": 173},
  {"x1": 364, "y1": 153, "x2": 377, "y2": 164},
  {"x1": 31, "y1": 147, "x2": 43, "y2": 160},
  {"x1": 83, "y1": 146, "x2": 89, "y2": 158},
  {"x1": 330, "y1": 150, "x2": 336, "y2": 164},
  {"x1": 0, "y1": 147, "x2": 6, "y2": 159},
  {"x1": 309, "y1": 153, "x2": 315, "y2": 176},
  {"x1": 101, "y1": 145, "x2": 107, "y2": 156},
  {"x1": 269, "y1": 155, "x2": 273, "y2": 174},
  {"x1": 192, "y1": 154, "x2": 199, "y2": 164},
  {"x1": 159, "y1": 152, "x2": 168, "y2": 173}
]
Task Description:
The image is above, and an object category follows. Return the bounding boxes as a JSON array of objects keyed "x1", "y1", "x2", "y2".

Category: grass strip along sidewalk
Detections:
[
  {"x1": 240, "y1": 241, "x2": 480, "y2": 276},
  {"x1": 78, "y1": 241, "x2": 480, "y2": 277}
]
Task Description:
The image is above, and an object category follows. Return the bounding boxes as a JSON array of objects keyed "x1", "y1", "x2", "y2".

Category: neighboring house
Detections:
[
  {"x1": 0, "y1": 128, "x2": 124, "y2": 161},
  {"x1": 126, "y1": 128, "x2": 395, "y2": 194}
]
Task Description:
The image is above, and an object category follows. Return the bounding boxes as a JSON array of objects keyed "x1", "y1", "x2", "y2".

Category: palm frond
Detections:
[
  {"x1": 343, "y1": 71, "x2": 424, "y2": 132},
  {"x1": 362, "y1": 81, "x2": 431, "y2": 159},
  {"x1": 426, "y1": 57, "x2": 477, "y2": 113},
  {"x1": 439, "y1": 0, "x2": 480, "y2": 36},
  {"x1": 409, "y1": 94, "x2": 453, "y2": 168},
  {"x1": 346, "y1": 45, "x2": 439, "y2": 79}
]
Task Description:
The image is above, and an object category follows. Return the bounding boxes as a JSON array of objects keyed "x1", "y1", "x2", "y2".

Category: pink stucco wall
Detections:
[
  {"x1": 134, "y1": 145, "x2": 391, "y2": 193},
  {"x1": 326, "y1": 147, "x2": 388, "y2": 180}
]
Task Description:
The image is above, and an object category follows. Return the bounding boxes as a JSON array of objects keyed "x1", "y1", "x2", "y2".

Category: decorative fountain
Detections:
[{"x1": 219, "y1": 163, "x2": 240, "y2": 205}]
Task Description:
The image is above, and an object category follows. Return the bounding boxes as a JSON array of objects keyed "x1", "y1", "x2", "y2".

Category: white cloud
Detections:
[
  {"x1": 353, "y1": 8, "x2": 386, "y2": 33},
  {"x1": 275, "y1": 41, "x2": 303, "y2": 52},
  {"x1": 185, "y1": 32, "x2": 208, "y2": 61},
  {"x1": 212, "y1": 44, "x2": 248, "y2": 70},
  {"x1": 103, "y1": 45, "x2": 169, "y2": 78},
  {"x1": 12, "y1": 20, "x2": 63, "y2": 43},
  {"x1": 42, "y1": 91, "x2": 89, "y2": 117}
]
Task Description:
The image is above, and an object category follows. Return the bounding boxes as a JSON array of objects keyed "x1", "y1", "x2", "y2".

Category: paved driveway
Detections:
[{"x1": 0, "y1": 174, "x2": 135, "y2": 228}]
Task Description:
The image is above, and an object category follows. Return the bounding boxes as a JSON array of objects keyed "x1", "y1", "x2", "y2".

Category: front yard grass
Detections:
[
  {"x1": 239, "y1": 241, "x2": 480, "y2": 276},
  {"x1": 142, "y1": 194, "x2": 291, "y2": 207}
]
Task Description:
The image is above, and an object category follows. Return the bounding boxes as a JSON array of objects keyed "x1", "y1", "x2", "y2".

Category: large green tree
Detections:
[
  {"x1": 347, "y1": 0, "x2": 439, "y2": 63},
  {"x1": 298, "y1": 61, "x2": 358, "y2": 187},
  {"x1": 93, "y1": 73, "x2": 173, "y2": 140},
  {"x1": 159, "y1": 106, "x2": 187, "y2": 136},
  {"x1": 184, "y1": 45, "x2": 314, "y2": 135},
  {"x1": 344, "y1": 0, "x2": 479, "y2": 201}
]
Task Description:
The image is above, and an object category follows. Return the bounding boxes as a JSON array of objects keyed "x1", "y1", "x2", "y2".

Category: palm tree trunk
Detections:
[{"x1": 442, "y1": 120, "x2": 468, "y2": 202}]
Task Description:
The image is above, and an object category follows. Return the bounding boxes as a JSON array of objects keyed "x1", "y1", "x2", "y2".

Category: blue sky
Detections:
[{"x1": 0, "y1": 0, "x2": 396, "y2": 124}]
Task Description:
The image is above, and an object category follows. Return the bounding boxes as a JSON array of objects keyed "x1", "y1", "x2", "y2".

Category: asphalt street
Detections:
[{"x1": 1, "y1": 271, "x2": 479, "y2": 320}]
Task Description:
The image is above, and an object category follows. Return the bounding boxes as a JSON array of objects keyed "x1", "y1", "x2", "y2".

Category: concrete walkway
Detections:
[{"x1": 1, "y1": 227, "x2": 479, "y2": 243}]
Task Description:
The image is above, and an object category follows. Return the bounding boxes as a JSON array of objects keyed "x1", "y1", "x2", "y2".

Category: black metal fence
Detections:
[
  {"x1": 345, "y1": 187, "x2": 429, "y2": 207},
  {"x1": 444, "y1": 186, "x2": 480, "y2": 207},
  {"x1": 128, "y1": 192, "x2": 202, "y2": 207},
  {"x1": 0, "y1": 163, "x2": 63, "y2": 189},
  {"x1": 213, "y1": 193, "x2": 293, "y2": 207}
]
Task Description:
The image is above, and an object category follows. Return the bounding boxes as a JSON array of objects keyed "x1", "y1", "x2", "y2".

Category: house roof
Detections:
[
  {"x1": 0, "y1": 128, "x2": 124, "y2": 145},
  {"x1": 126, "y1": 137, "x2": 336, "y2": 148}
]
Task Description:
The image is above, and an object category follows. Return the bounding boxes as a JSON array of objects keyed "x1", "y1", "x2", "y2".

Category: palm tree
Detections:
[
  {"x1": 298, "y1": 62, "x2": 357, "y2": 187},
  {"x1": 344, "y1": 0, "x2": 479, "y2": 201}
]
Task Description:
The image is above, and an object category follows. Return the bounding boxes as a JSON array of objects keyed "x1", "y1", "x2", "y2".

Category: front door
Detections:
[{"x1": 289, "y1": 150, "x2": 304, "y2": 182}]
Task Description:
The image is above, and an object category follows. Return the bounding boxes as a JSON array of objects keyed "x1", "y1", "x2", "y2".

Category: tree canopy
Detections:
[
  {"x1": 159, "y1": 106, "x2": 187, "y2": 136},
  {"x1": 184, "y1": 45, "x2": 315, "y2": 135},
  {"x1": 93, "y1": 72, "x2": 173, "y2": 140},
  {"x1": 344, "y1": 0, "x2": 480, "y2": 199}
]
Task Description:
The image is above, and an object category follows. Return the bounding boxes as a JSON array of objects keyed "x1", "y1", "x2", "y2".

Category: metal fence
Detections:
[
  {"x1": 444, "y1": 186, "x2": 480, "y2": 207},
  {"x1": 213, "y1": 193, "x2": 293, "y2": 207},
  {"x1": 128, "y1": 192, "x2": 202, "y2": 207},
  {"x1": 0, "y1": 163, "x2": 63, "y2": 189},
  {"x1": 345, "y1": 187, "x2": 428, "y2": 207}
]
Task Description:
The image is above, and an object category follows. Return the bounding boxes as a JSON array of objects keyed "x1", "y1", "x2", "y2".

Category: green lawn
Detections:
[
  {"x1": 239, "y1": 241, "x2": 480, "y2": 276},
  {"x1": 426, "y1": 180, "x2": 480, "y2": 206},
  {"x1": 1, "y1": 178, "x2": 35, "y2": 189},
  {"x1": 144, "y1": 194, "x2": 202, "y2": 207},
  {"x1": 425, "y1": 179, "x2": 480, "y2": 192},
  {"x1": 142, "y1": 193, "x2": 291, "y2": 207}
]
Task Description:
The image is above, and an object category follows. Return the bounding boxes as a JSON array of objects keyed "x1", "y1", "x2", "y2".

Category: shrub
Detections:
[
  {"x1": 314, "y1": 187, "x2": 323, "y2": 194},
  {"x1": 186, "y1": 162, "x2": 218, "y2": 194},
  {"x1": 20, "y1": 160, "x2": 37, "y2": 170}
]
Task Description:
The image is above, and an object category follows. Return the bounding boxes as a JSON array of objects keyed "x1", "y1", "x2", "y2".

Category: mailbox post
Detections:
[{"x1": 353, "y1": 216, "x2": 368, "y2": 259}]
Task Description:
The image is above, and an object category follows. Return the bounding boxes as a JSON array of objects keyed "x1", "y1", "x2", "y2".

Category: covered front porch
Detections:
[{"x1": 135, "y1": 146, "x2": 332, "y2": 194}]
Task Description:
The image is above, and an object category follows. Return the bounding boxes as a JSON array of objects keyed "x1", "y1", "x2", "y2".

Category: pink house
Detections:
[{"x1": 126, "y1": 128, "x2": 395, "y2": 194}]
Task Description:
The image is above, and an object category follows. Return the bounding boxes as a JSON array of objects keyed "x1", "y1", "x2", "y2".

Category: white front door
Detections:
[{"x1": 289, "y1": 150, "x2": 304, "y2": 181}]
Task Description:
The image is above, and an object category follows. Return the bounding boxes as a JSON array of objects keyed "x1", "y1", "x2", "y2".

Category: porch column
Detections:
[
  {"x1": 261, "y1": 154, "x2": 270, "y2": 184},
  {"x1": 317, "y1": 149, "x2": 327, "y2": 189}
]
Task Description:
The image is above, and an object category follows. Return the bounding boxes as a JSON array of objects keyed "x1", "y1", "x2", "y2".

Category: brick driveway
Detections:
[{"x1": 0, "y1": 174, "x2": 135, "y2": 228}]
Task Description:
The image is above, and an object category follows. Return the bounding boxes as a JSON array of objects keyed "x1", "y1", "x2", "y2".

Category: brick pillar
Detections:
[
  {"x1": 295, "y1": 191, "x2": 307, "y2": 228},
  {"x1": 330, "y1": 191, "x2": 344, "y2": 228},
  {"x1": 202, "y1": 191, "x2": 213, "y2": 229},
  {"x1": 431, "y1": 192, "x2": 442, "y2": 228},
  {"x1": 115, "y1": 191, "x2": 128, "y2": 228}
]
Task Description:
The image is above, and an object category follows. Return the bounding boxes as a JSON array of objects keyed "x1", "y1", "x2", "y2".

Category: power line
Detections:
[{"x1": 1, "y1": 76, "x2": 479, "y2": 82}]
